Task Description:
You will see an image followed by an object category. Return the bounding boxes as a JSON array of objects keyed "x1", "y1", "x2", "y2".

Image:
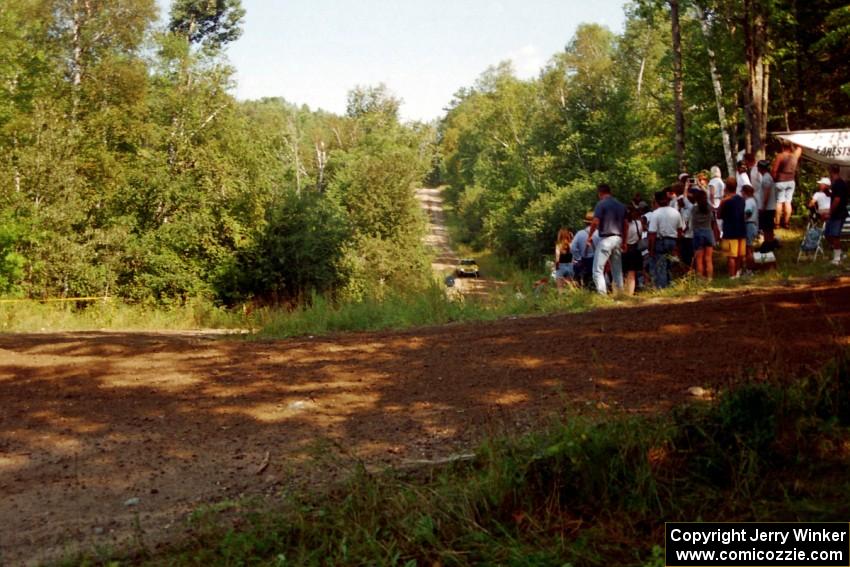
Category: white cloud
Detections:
[{"x1": 506, "y1": 44, "x2": 544, "y2": 79}]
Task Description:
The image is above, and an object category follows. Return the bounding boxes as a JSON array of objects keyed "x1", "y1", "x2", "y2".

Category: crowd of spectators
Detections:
[{"x1": 552, "y1": 148, "x2": 848, "y2": 294}]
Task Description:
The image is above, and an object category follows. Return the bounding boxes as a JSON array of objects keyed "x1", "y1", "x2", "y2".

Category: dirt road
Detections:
[
  {"x1": 415, "y1": 187, "x2": 503, "y2": 297},
  {"x1": 3, "y1": 281, "x2": 850, "y2": 564}
]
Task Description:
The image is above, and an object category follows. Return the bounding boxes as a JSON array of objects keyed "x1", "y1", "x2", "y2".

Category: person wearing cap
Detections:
[
  {"x1": 808, "y1": 178, "x2": 833, "y2": 221},
  {"x1": 571, "y1": 212, "x2": 599, "y2": 287},
  {"x1": 756, "y1": 160, "x2": 776, "y2": 242},
  {"x1": 586, "y1": 183, "x2": 627, "y2": 295},
  {"x1": 648, "y1": 190, "x2": 684, "y2": 289},
  {"x1": 825, "y1": 164, "x2": 849, "y2": 265},
  {"x1": 719, "y1": 177, "x2": 747, "y2": 278}
]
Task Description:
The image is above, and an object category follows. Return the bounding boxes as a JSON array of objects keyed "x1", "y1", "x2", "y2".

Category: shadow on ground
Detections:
[{"x1": 1, "y1": 281, "x2": 849, "y2": 564}]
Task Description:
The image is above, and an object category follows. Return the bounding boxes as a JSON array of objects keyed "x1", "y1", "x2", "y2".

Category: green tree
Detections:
[{"x1": 169, "y1": 0, "x2": 245, "y2": 50}]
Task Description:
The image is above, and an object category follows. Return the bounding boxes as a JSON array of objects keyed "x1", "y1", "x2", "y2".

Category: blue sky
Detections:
[{"x1": 158, "y1": 1, "x2": 627, "y2": 121}]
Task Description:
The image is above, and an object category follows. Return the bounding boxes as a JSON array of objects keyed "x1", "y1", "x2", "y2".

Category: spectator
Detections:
[
  {"x1": 808, "y1": 178, "x2": 832, "y2": 221},
  {"x1": 708, "y1": 166, "x2": 725, "y2": 209},
  {"x1": 586, "y1": 184, "x2": 627, "y2": 295},
  {"x1": 771, "y1": 141, "x2": 802, "y2": 229},
  {"x1": 671, "y1": 181, "x2": 692, "y2": 212},
  {"x1": 736, "y1": 160, "x2": 751, "y2": 194},
  {"x1": 648, "y1": 190, "x2": 684, "y2": 289},
  {"x1": 571, "y1": 213, "x2": 599, "y2": 287},
  {"x1": 757, "y1": 160, "x2": 776, "y2": 243},
  {"x1": 679, "y1": 189, "x2": 696, "y2": 269},
  {"x1": 554, "y1": 228, "x2": 575, "y2": 291},
  {"x1": 622, "y1": 207, "x2": 644, "y2": 296},
  {"x1": 691, "y1": 189, "x2": 718, "y2": 280},
  {"x1": 824, "y1": 165, "x2": 848, "y2": 265},
  {"x1": 745, "y1": 153, "x2": 759, "y2": 189},
  {"x1": 631, "y1": 192, "x2": 648, "y2": 210},
  {"x1": 719, "y1": 177, "x2": 747, "y2": 278},
  {"x1": 742, "y1": 184, "x2": 759, "y2": 270},
  {"x1": 696, "y1": 171, "x2": 710, "y2": 192}
]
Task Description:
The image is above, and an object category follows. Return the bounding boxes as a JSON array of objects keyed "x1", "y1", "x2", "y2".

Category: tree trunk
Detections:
[
  {"x1": 315, "y1": 141, "x2": 327, "y2": 193},
  {"x1": 670, "y1": 0, "x2": 686, "y2": 172},
  {"x1": 743, "y1": 0, "x2": 769, "y2": 159},
  {"x1": 12, "y1": 132, "x2": 21, "y2": 193},
  {"x1": 70, "y1": 0, "x2": 84, "y2": 117},
  {"x1": 636, "y1": 56, "x2": 646, "y2": 97},
  {"x1": 696, "y1": 5, "x2": 735, "y2": 176}
]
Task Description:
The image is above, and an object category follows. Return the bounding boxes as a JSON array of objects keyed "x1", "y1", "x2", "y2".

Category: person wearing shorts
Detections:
[
  {"x1": 691, "y1": 189, "x2": 718, "y2": 280},
  {"x1": 719, "y1": 177, "x2": 747, "y2": 278},
  {"x1": 771, "y1": 141, "x2": 802, "y2": 229},
  {"x1": 825, "y1": 165, "x2": 849, "y2": 265}
]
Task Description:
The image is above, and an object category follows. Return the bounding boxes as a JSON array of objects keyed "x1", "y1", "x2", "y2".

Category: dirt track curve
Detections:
[{"x1": 3, "y1": 280, "x2": 850, "y2": 564}]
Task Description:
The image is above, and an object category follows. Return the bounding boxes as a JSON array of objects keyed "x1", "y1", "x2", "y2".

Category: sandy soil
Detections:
[{"x1": 2, "y1": 281, "x2": 850, "y2": 564}]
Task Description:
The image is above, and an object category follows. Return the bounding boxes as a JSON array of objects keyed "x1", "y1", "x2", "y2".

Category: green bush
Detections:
[{"x1": 219, "y1": 191, "x2": 351, "y2": 304}]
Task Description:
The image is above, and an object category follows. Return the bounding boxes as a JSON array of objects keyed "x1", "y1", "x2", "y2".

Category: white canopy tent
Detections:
[{"x1": 773, "y1": 129, "x2": 850, "y2": 176}]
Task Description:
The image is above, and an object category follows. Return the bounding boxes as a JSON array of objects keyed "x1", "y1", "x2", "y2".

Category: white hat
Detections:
[{"x1": 818, "y1": 177, "x2": 831, "y2": 186}]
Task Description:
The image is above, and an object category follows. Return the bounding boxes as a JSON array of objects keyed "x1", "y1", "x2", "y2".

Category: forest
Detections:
[
  {"x1": 439, "y1": 0, "x2": 850, "y2": 266},
  {"x1": 1, "y1": 0, "x2": 848, "y2": 303},
  {"x1": 0, "y1": 0, "x2": 434, "y2": 304}
]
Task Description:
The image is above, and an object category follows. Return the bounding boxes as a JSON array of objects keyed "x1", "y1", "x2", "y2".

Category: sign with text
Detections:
[
  {"x1": 666, "y1": 522, "x2": 850, "y2": 566},
  {"x1": 774, "y1": 130, "x2": 850, "y2": 166}
]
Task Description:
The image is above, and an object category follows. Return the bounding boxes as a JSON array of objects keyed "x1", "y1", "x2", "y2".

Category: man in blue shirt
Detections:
[
  {"x1": 719, "y1": 177, "x2": 747, "y2": 278},
  {"x1": 586, "y1": 184, "x2": 627, "y2": 294}
]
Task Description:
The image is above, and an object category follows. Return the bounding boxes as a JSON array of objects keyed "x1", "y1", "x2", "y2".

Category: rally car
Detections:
[{"x1": 455, "y1": 259, "x2": 480, "y2": 278}]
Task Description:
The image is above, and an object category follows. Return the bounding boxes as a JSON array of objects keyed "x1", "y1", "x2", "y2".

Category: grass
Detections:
[
  {"x1": 2, "y1": 224, "x2": 845, "y2": 338},
  {"x1": 0, "y1": 297, "x2": 251, "y2": 333},
  {"x1": 252, "y1": 283, "x2": 609, "y2": 339},
  {"x1": 79, "y1": 356, "x2": 850, "y2": 566}
]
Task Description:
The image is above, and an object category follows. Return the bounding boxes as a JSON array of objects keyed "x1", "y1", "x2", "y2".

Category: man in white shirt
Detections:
[
  {"x1": 679, "y1": 190, "x2": 697, "y2": 269},
  {"x1": 648, "y1": 191, "x2": 685, "y2": 289},
  {"x1": 744, "y1": 154, "x2": 761, "y2": 193},
  {"x1": 750, "y1": 155, "x2": 763, "y2": 205},
  {"x1": 736, "y1": 160, "x2": 751, "y2": 194},
  {"x1": 757, "y1": 160, "x2": 776, "y2": 243},
  {"x1": 708, "y1": 166, "x2": 725, "y2": 209}
]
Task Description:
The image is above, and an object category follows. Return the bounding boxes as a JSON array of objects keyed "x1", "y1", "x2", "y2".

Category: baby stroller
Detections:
[{"x1": 797, "y1": 208, "x2": 825, "y2": 262}]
